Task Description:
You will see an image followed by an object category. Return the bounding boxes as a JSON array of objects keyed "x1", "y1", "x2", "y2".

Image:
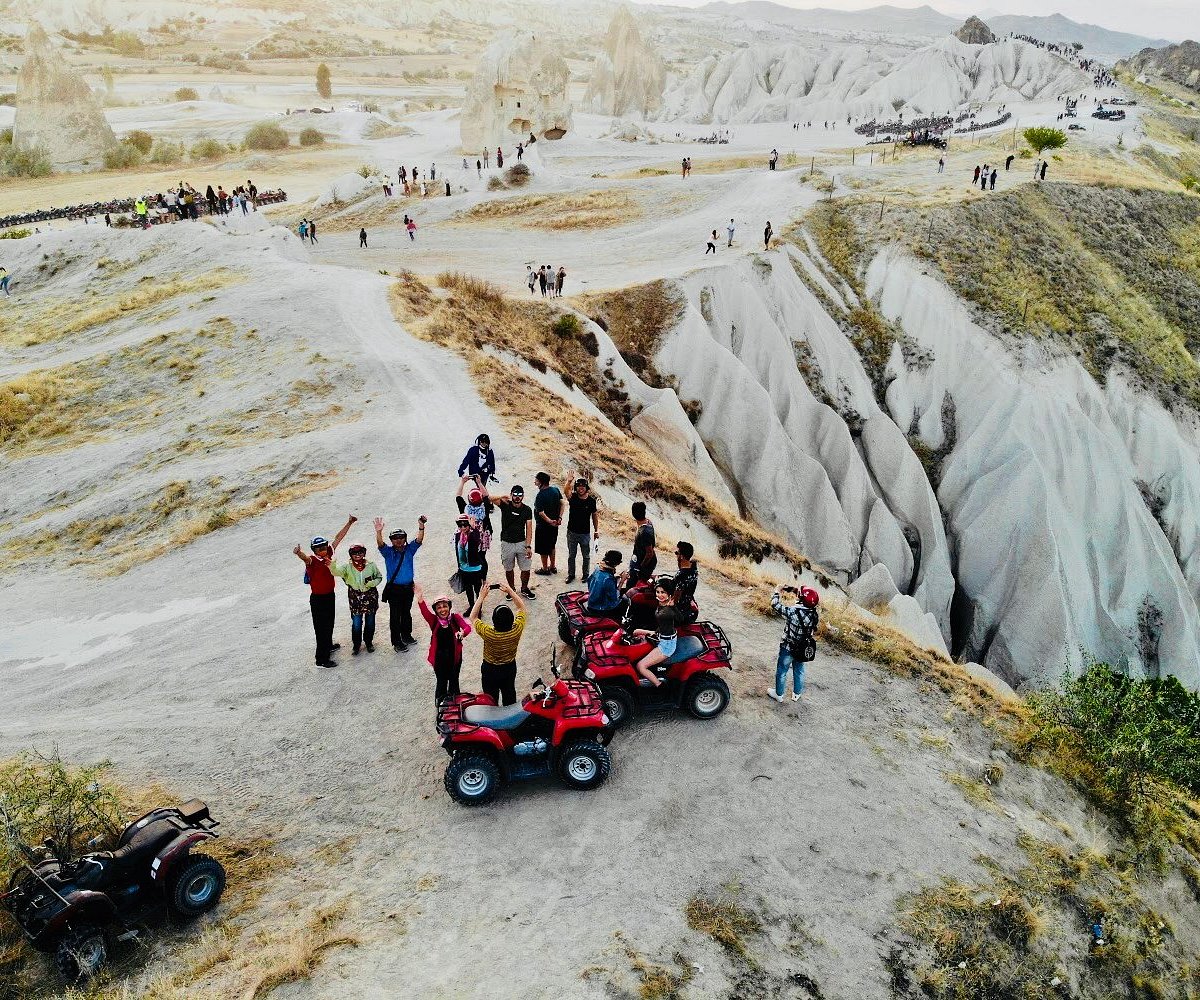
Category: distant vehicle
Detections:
[
  {"x1": 343, "y1": 101, "x2": 363, "y2": 113},
  {"x1": 1067, "y1": 124, "x2": 1086, "y2": 131}
]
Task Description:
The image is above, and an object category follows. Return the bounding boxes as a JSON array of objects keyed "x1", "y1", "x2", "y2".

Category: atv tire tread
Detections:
[
  {"x1": 557, "y1": 741, "x2": 611, "y2": 790},
  {"x1": 169, "y1": 854, "x2": 227, "y2": 919},
  {"x1": 54, "y1": 923, "x2": 106, "y2": 983},
  {"x1": 684, "y1": 672, "x2": 731, "y2": 720},
  {"x1": 445, "y1": 753, "x2": 502, "y2": 806},
  {"x1": 600, "y1": 685, "x2": 636, "y2": 729}
]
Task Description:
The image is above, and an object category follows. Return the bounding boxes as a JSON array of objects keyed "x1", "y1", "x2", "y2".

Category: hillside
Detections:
[{"x1": 1121, "y1": 39, "x2": 1200, "y2": 95}]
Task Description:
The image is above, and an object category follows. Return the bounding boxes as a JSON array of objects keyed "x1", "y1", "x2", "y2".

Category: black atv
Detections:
[{"x1": 1, "y1": 799, "x2": 225, "y2": 982}]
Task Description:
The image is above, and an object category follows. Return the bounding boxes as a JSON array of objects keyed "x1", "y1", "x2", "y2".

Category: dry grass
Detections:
[
  {"x1": 572, "y1": 280, "x2": 687, "y2": 395},
  {"x1": 2, "y1": 271, "x2": 242, "y2": 348},
  {"x1": 684, "y1": 895, "x2": 762, "y2": 959},
  {"x1": 243, "y1": 902, "x2": 357, "y2": 1000},
  {"x1": 451, "y1": 189, "x2": 639, "y2": 230}
]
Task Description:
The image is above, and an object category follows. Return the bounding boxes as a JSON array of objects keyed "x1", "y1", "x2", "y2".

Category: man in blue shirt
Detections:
[
  {"x1": 374, "y1": 514, "x2": 426, "y2": 650},
  {"x1": 587, "y1": 550, "x2": 628, "y2": 621}
]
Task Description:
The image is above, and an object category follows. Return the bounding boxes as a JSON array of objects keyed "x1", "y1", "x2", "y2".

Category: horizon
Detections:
[{"x1": 653, "y1": 0, "x2": 1195, "y2": 46}]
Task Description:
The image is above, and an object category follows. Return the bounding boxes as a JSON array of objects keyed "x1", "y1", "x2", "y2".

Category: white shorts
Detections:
[{"x1": 501, "y1": 540, "x2": 531, "y2": 572}]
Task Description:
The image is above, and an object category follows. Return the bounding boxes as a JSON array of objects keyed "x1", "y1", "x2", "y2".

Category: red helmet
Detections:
[{"x1": 799, "y1": 587, "x2": 820, "y2": 608}]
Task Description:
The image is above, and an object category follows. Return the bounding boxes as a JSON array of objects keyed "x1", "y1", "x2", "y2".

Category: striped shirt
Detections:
[{"x1": 474, "y1": 612, "x2": 526, "y2": 664}]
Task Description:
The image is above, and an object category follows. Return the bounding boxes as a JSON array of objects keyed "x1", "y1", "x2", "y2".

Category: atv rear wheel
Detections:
[
  {"x1": 445, "y1": 754, "x2": 501, "y2": 806},
  {"x1": 685, "y1": 673, "x2": 731, "y2": 720},
  {"x1": 601, "y1": 685, "x2": 636, "y2": 730},
  {"x1": 557, "y1": 614, "x2": 575, "y2": 647},
  {"x1": 55, "y1": 924, "x2": 106, "y2": 983},
  {"x1": 558, "y1": 742, "x2": 611, "y2": 790},
  {"x1": 169, "y1": 854, "x2": 226, "y2": 919}
]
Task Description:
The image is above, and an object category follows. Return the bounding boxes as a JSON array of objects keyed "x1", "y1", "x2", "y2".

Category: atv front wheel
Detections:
[
  {"x1": 445, "y1": 754, "x2": 502, "y2": 806},
  {"x1": 685, "y1": 673, "x2": 731, "y2": 720},
  {"x1": 55, "y1": 924, "x2": 106, "y2": 983},
  {"x1": 557, "y1": 614, "x2": 575, "y2": 647},
  {"x1": 601, "y1": 685, "x2": 636, "y2": 730},
  {"x1": 169, "y1": 854, "x2": 227, "y2": 919},
  {"x1": 558, "y1": 742, "x2": 611, "y2": 791}
]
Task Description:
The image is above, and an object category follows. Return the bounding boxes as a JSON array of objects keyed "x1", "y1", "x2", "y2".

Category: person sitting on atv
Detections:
[
  {"x1": 672, "y1": 541, "x2": 699, "y2": 625},
  {"x1": 587, "y1": 550, "x2": 628, "y2": 621},
  {"x1": 622, "y1": 502, "x2": 657, "y2": 591},
  {"x1": 629, "y1": 578, "x2": 679, "y2": 688}
]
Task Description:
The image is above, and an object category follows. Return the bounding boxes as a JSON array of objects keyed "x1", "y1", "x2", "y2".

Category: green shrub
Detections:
[
  {"x1": 1023, "y1": 126, "x2": 1067, "y2": 155},
  {"x1": 551, "y1": 313, "x2": 581, "y2": 338},
  {"x1": 355, "y1": 163, "x2": 377, "y2": 178},
  {"x1": 0, "y1": 228, "x2": 31, "y2": 239},
  {"x1": 298, "y1": 127, "x2": 325, "y2": 147},
  {"x1": 123, "y1": 129, "x2": 153, "y2": 154},
  {"x1": 244, "y1": 121, "x2": 289, "y2": 150},
  {"x1": 189, "y1": 137, "x2": 226, "y2": 161},
  {"x1": 110, "y1": 30, "x2": 143, "y2": 56},
  {"x1": 2, "y1": 144, "x2": 52, "y2": 177},
  {"x1": 1183, "y1": 173, "x2": 1199, "y2": 191},
  {"x1": 103, "y1": 142, "x2": 143, "y2": 169},
  {"x1": 0, "y1": 127, "x2": 11, "y2": 146},
  {"x1": 174, "y1": 86, "x2": 199, "y2": 102},
  {"x1": 149, "y1": 139, "x2": 184, "y2": 164}
]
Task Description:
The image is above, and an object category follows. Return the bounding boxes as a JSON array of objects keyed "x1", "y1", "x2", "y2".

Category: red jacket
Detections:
[{"x1": 418, "y1": 600, "x2": 472, "y2": 667}]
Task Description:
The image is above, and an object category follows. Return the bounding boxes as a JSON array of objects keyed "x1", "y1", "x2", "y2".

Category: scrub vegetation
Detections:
[{"x1": 451, "y1": 189, "x2": 639, "y2": 229}]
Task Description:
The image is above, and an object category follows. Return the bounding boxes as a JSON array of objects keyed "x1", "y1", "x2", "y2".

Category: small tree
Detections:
[
  {"x1": 244, "y1": 122, "x2": 289, "y2": 151},
  {"x1": 124, "y1": 129, "x2": 153, "y2": 155},
  {"x1": 175, "y1": 86, "x2": 199, "y2": 102},
  {"x1": 316, "y1": 62, "x2": 332, "y2": 99},
  {"x1": 1023, "y1": 126, "x2": 1067, "y2": 155}
]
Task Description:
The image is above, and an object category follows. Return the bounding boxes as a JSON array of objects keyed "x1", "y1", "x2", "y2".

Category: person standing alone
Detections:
[
  {"x1": 768, "y1": 585, "x2": 819, "y2": 703},
  {"x1": 375, "y1": 515, "x2": 426, "y2": 650},
  {"x1": 360, "y1": 227, "x2": 368, "y2": 248},
  {"x1": 563, "y1": 474, "x2": 599, "y2": 584},
  {"x1": 763, "y1": 220, "x2": 773, "y2": 251},
  {"x1": 726, "y1": 218, "x2": 735, "y2": 247},
  {"x1": 533, "y1": 472, "x2": 563, "y2": 577}
]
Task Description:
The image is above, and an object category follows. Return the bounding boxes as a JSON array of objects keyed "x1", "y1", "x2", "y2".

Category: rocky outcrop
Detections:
[
  {"x1": 656, "y1": 35, "x2": 1085, "y2": 124},
  {"x1": 1120, "y1": 40, "x2": 1200, "y2": 94},
  {"x1": 584, "y1": 6, "x2": 666, "y2": 119},
  {"x1": 953, "y1": 16, "x2": 996, "y2": 45},
  {"x1": 13, "y1": 23, "x2": 117, "y2": 169},
  {"x1": 460, "y1": 30, "x2": 572, "y2": 152}
]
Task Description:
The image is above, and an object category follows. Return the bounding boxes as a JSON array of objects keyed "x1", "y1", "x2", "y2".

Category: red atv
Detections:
[
  {"x1": 573, "y1": 620, "x2": 732, "y2": 729},
  {"x1": 556, "y1": 580, "x2": 697, "y2": 647},
  {"x1": 436, "y1": 656, "x2": 613, "y2": 806}
]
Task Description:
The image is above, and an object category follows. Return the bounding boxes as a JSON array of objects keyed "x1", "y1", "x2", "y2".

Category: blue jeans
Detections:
[
  {"x1": 776, "y1": 645, "x2": 805, "y2": 698},
  {"x1": 351, "y1": 612, "x2": 376, "y2": 649}
]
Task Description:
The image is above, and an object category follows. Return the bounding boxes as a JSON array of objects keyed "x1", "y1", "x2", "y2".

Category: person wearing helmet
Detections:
[
  {"x1": 587, "y1": 549, "x2": 627, "y2": 620},
  {"x1": 672, "y1": 541, "x2": 699, "y2": 624},
  {"x1": 414, "y1": 582, "x2": 472, "y2": 703},
  {"x1": 457, "y1": 433, "x2": 496, "y2": 483},
  {"x1": 332, "y1": 542, "x2": 383, "y2": 655},
  {"x1": 374, "y1": 514, "x2": 427, "y2": 651},
  {"x1": 629, "y1": 577, "x2": 679, "y2": 687},
  {"x1": 291, "y1": 515, "x2": 357, "y2": 668},
  {"x1": 769, "y1": 585, "x2": 820, "y2": 702}
]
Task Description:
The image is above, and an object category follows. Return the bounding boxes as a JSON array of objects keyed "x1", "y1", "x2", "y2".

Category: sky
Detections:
[{"x1": 651, "y1": 0, "x2": 1198, "y2": 43}]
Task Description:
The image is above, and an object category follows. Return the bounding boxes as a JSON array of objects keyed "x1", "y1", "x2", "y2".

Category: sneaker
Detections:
[
  {"x1": 400, "y1": 636, "x2": 416, "y2": 646},
  {"x1": 549, "y1": 567, "x2": 559, "y2": 574},
  {"x1": 331, "y1": 643, "x2": 342, "y2": 651},
  {"x1": 534, "y1": 568, "x2": 552, "y2": 576},
  {"x1": 791, "y1": 693, "x2": 802, "y2": 702},
  {"x1": 352, "y1": 646, "x2": 361, "y2": 656},
  {"x1": 565, "y1": 575, "x2": 575, "y2": 584},
  {"x1": 364, "y1": 642, "x2": 375, "y2": 652},
  {"x1": 767, "y1": 689, "x2": 784, "y2": 703},
  {"x1": 521, "y1": 588, "x2": 537, "y2": 600},
  {"x1": 319, "y1": 660, "x2": 338, "y2": 669},
  {"x1": 393, "y1": 641, "x2": 407, "y2": 651}
]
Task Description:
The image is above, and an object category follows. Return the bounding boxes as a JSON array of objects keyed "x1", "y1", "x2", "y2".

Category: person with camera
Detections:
[
  {"x1": 469, "y1": 576, "x2": 527, "y2": 705},
  {"x1": 374, "y1": 514, "x2": 427, "y2": 651},
  {"x1": 769, "y1": 585, "x2": 820, "y2": 703}
]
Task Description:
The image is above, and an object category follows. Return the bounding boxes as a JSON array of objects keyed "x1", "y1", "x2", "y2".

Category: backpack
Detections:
[{"x1": 787, "y1": 609, "x2": 818, "y2": 662}]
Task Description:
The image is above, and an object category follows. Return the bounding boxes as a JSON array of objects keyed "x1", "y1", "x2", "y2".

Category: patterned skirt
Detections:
[{"x1": 347, "y1": 587, "x2": 379, "y2": 615}]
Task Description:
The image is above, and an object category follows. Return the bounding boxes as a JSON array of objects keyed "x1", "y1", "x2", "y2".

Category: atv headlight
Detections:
[{"x1": 584, "y1": 668, "x2": 596, "y2": 680}]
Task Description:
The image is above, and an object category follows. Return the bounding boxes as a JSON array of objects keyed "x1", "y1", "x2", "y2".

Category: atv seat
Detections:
[
  {"x1": 100, "y1": 818, "x2": 179, "y2": 884},
  {"x1": 464, "y1": 703, "x2": 531, "y2": 730},
  {"x1": 664, "y1": 635, "x2": 704, "y2": 666}
]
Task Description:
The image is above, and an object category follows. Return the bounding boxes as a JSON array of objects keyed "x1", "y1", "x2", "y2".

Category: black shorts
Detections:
[{"x1": 534, "y1": 522, "x2": 559, "y2": 556}]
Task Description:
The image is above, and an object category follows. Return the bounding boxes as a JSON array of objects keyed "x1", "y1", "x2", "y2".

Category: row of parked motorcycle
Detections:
[
  {"x1": 435, "y1": 581, "x2": 734, "y2": 806},
  {"x1": 0, "y1": 582, "x2": 736, "y2": 983}
]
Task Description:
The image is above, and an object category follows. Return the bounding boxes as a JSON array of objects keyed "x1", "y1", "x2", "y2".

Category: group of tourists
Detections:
[
  {"x1": 526, "y1": 264, "x2": 566, "y2": 297},
  {"x1": 292, "y1": 432, "x2": 820, "y2": 707}
]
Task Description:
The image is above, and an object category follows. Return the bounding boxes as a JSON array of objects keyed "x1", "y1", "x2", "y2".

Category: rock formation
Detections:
[
  {"x1": 1120, "y1": 40, "x2": 1200, "y2": 94},
  {"x1": 953, "y1": 15, "x2": 996, "y2": 45},
  {"x1": 460, "y1": 30, "x2": 572, "y2": 152},
  {"x1": 13, "y1": 23, "x2": 117, "y2": 170},
  {"x1": 584, "y1": 6, "x2": 666, "y2": 119}
]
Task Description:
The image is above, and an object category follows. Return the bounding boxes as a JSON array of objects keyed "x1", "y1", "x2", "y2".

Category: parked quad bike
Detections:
[
  {"x1": 573, "y1": 618, "x2": 733, "y2": 729},
  {"x1": 555, "y1": 580, "x2": 697, "y2": 647},
  {"x1": 0, "y1": 800, "x2": 225, "y2": 983},
  {"x1": 437, "y1": 653, "x2": 613, "y2": 806}
]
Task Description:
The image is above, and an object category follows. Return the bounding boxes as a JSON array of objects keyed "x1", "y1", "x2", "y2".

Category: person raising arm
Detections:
[{"x1": 470, "y1": 576, "x2": 527, "y2": 705}]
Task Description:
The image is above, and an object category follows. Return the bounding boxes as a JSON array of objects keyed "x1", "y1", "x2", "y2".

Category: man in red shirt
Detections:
[{"x1": 293, "y1": 515, "x2": 357, "y2": 668}]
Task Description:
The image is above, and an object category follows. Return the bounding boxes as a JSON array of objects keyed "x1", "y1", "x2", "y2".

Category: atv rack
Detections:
[
  {"x1": 557, "y1": 680, "x2": 604, "y2": 718},
  {"x1": 436, "y1": 694, "x2": 483, "y2": 736}
]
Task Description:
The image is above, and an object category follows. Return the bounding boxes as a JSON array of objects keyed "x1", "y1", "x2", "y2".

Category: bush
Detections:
[
  {"x1": 362, "y1": 100, "x2": 380, "y2": 113},
  {"x1": 123, "y1": 129, "x2": 153, "y2": 154},
  {"x1": 174, "y1": 86, "x2": 199, "y2": 102},
  {"x1": 244, "y1": 121, "x2": 289, "y2": 151},
  {"x1": 316, "y1": 62, "x2": 332, "y2": 99},
  {"x1": 0, "y1": 228, "x2": 31, "y2": 239},
  {"x1": 505, "y1": 162, "x2": 531, "y2": 186},
  {"x1": 355, "y1": 163, "x2": 378, "y2": 178},
  {"x1": 299, "y1": 127, "x2": 325, "y2": 147},
  {"x1": 1023, "y1": 126, "x2": 1067, "y2": 155},
  {"x1": 189, "y1": 137, "x2": 226, "y2": 161},
  {"x1": 551, "y1": 313, "x2": 581, "y2": 338},
  {"x1": 1183, "y1": 173, "x2": 1199, "y2": 191},
  {"x1": 487, "y1": 175, "x2": 505, "y2": 191},
  {"x1": 2, "y1": 143, "x2": 52, "y2": 177},
  {"x1": 149, "y1": 139, "x2": 184, "y2": 164},
  {"x1": 0, "y1": 127, "x2": 11, "y2": 145},
  {"x1": 103, "y1": 142, "x2": 143, "y2": 169}
]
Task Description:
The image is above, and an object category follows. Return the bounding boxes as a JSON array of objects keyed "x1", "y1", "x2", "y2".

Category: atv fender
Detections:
[
  {"x1": 151, "y1": 831, "x2": 214, "y2": 887},
  {"x1": 44, "y1": 890, "x2": 116, "y2": 939}
]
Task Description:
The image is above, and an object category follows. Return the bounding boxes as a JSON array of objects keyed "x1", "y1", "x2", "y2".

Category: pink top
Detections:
[{"x1": 418, "y1": 599, "x2": 471, "y2": 667}]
